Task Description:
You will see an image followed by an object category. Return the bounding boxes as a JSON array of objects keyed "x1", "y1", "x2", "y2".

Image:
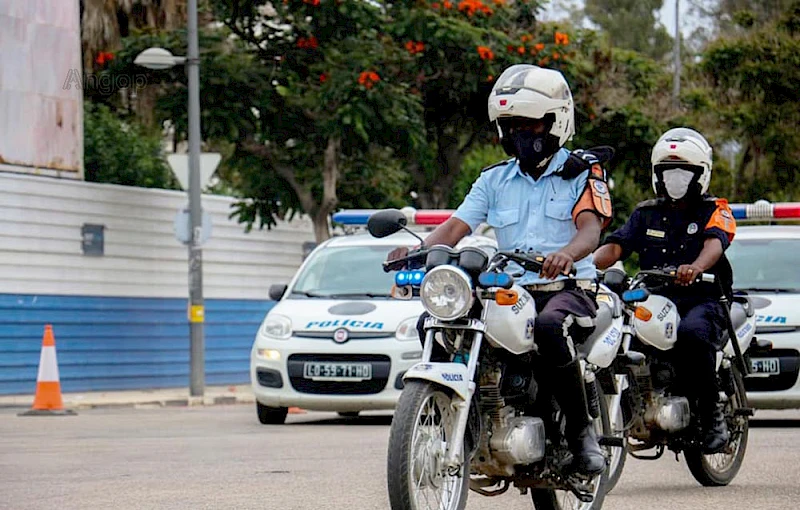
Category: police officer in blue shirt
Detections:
[
  {"x1": 594, "y1": 128, "x2": 737, "y2": 454},
  {"x1": 387, "y1": 64, "x2": 614, "y2": 475}
]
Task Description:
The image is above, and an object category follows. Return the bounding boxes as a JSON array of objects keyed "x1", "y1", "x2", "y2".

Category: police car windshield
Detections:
[
  {"x1": 290, "y1": 245, "x2": 400, "y2": 298},
  {"x1": 728, "y1": 238, "x2": 800, "y2": 292}
]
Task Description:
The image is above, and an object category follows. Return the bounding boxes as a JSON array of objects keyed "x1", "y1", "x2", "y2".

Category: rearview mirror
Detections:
[
  {"x1": 367, "y1": 209, "x2": 407, "y2": 238},
  {"x1": 269, "y1": 284, "x2": 288, "y2": 301}
]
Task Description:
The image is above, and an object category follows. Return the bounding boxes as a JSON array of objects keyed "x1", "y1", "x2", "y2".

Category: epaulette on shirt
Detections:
[
  {"x1": 636, "y1": 198, "x2": 665, "y2": 208},
  {"x1": 481, "y1": 158, "x2": 515, "y2": 173}
]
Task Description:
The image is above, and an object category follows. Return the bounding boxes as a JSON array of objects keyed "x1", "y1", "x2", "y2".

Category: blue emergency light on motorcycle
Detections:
[
  {"x1": 478, "y1": 271, "x2": 513, "y2": 289},
  {"x1": 395, "y1": 270, "x2": 425, "y2": 286},
  {"x1": 622, "y1": 288, "x2": 650, "y2": 303}
]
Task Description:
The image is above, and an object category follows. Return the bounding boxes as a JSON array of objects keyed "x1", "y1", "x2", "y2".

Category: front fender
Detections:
[{"x1": 403, "y1": 362, "x2": 469, "y2": 401}]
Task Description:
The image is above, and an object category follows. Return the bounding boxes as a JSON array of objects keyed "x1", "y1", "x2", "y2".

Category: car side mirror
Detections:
[
  {"x1": 269, "y1": 284, "x2": 288, "y2": 301},
  {"x1": 367, "y1": 209, "x2": 407, "y2": 238}
]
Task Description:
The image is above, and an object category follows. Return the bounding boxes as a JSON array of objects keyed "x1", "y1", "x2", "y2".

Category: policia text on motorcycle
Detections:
[
  {"x1": 387, "y1": 64, "x2": 615, "y2": 476},
  {"x1": 593, "y1": 128, "x2": 737, "y2": 454}
]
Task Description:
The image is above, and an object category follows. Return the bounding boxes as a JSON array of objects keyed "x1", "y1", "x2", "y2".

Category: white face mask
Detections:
[{"x1": 661, "y1": 169, "x2": 695, "y2": 200}]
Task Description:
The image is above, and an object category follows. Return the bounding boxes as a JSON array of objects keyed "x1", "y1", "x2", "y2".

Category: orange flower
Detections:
[
  {"x1": 520, "y1": 34, "x2": 532, "y2": 43},
  {"x1": 405, "y1": 40, "x2": 425, "y2": 55},
  {"x1": 458, "y1": 0, "x2": 492, "y2": 16},
  {"x1": 358, "y1": 71, "x2": 380, "y2": 89},
  {"x1": 538, "y1": 57, "x2": 550, "y2": 66},
  {"x1": 492, "y1": 0, "x2": 505, "y2": 4},
  {"x1": 95, "y1": 51, "x2": 114, "y2": 65},
  {"x1": 443, "y1": 0, "x2": 453, "y2": 7},
  {"x1": 507, "y1": 44, "x2": 515, "y2": 53},
  {"x1": 303, "y1": 0, "x2": 320, "y2": 5},
  {"x1": 297, "y1": 36, "x2": 319, "y2": 49},
  {"x1": 552, "y1": 52, "x2": 560, "y2": 60},
  {"x1": 432, "y1": 1, "x2": 440, "y2": 7},
  {"x1": 534, "y1": 43, "x2": 545, "y2": 52},
  {"x1": 477, "y1": 45, "x2": 495, "y2": 60},
  {"x1": 487, "y1": 75, "x2": 494, "y2": 81},
  {"x1": 319, "y1": 73, "x2": 328, "y2": 83},
  {"x1": 554, "y1": 31, "x2": 570, "y2": 45},
  {"x1": 517, "y1": 45, "x2": 525, "y2": 54}
]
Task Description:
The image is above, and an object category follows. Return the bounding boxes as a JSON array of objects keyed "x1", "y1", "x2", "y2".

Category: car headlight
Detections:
[
  {"x1": 260, "y1": 314, "x2": 292, "y2": 339},
  {"x1": 396, "y1": 316, "x2": 421, "y2": 342},
  {"x1": 420, "y1": 266, "x2": 474, "y2": 321}
]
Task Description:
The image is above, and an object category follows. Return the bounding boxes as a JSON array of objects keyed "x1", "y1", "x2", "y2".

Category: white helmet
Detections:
[
  {"x1": 651, "y1": 127, "x2": 713, "y2": 198},
  {"x1": 488, "y1": 64, "x2": 575, "y2": 155}
]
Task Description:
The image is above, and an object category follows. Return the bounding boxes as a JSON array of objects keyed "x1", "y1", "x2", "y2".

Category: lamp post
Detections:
[{"x1": 135, "y1": 0, "x2": 205, "y2": 397}]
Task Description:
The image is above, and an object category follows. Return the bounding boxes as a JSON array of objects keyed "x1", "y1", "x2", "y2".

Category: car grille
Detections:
[
  {"x1": 292, "y1": 331, "x2": 394, "y2": 340},
  {"x1": 744, "y1": 349, "x2": 800, "y2": 392},
  {"x1": 287, "y1": 353, "x2": 391, "y2": 395}
]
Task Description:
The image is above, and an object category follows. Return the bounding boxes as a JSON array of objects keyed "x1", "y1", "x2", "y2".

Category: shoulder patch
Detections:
[
  {"x1": 705, "y1": 198, "x2": 736, "y2": 242},
  {"x1": 572, "y1": 163, "x2": 613, "y2": 229}
]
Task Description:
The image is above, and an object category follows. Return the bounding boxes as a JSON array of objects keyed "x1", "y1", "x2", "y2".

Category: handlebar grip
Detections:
[{"x1": 383, "y1": 259, "x2": 407, "y2": 273}]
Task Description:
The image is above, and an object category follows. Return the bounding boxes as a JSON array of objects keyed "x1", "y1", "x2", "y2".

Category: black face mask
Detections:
[{"x1": 507, "y1": 130, "x2": 560, "y2": 172}]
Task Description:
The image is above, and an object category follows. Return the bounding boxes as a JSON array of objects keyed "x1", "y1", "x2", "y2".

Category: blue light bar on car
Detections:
[
  {"x1": 729, "y1": 200, "x2": 800, "y2": 220},
  {"x1": 331, "y1": 208, "x2": 456, "y2": 226},
  {"x1": 395, "y1": 270, "x2": 425, "y2": 286}
]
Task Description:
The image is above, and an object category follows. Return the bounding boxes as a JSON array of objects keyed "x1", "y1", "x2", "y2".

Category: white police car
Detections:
[
  {"x1": 726, "y1": 201, "x2": 800, "y2": 409},
  {"x1": 250, "y1": 208, "x2": 497, "y2": 424}
]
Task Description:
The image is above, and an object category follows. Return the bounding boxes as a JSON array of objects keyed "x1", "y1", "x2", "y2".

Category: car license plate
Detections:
[
  {"x1": 751, "y1": 357, "x2": 780, "y2": 375},
  {"x1": 303, "y1": 362, "x2": 372, "y2": 380}
]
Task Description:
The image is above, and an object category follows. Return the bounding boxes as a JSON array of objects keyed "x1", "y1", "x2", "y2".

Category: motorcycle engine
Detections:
[
  {"x1": 644, "y1": 394, "x2": 691, "y2": 433},
  {"x1": 489, "y1": 415, "x2": 546, "y2": 467}
]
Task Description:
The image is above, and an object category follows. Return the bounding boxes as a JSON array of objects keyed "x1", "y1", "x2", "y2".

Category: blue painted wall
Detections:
[{"x1": 0, "y1": 294, "x2": 276, "y2": 395}]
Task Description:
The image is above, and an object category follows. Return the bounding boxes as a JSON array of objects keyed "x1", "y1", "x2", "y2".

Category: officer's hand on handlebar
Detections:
[
  {"x1": 541, "y1": 250, "x2": 575, "y2": 280},
  {"x1": 386, "y1": 246, "x2": 410, "y2": 265},
  {"x1": 676, "y1": 263, "x2": 704, "y2": 286}
]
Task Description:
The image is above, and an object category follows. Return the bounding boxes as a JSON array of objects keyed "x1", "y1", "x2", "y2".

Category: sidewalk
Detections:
[{"x1": 0, "y1": 384, "x2": 256, "y2": 410}]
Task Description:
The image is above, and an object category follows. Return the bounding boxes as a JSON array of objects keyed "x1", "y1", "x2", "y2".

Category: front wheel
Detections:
[
  {"x1": 387, "y1": 380, "x2": 469, "y2": 510},
  {"x1": 685, "y1": 362, "x2": 749, "y2": 486},
  {"x1": 256, "y1": 402, "x2": 288, "y2": 425}
]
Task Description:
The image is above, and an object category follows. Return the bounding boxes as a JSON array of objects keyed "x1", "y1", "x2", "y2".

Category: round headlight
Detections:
[{"x1": 420, "y1": 266, "x2": 474, "y2": 321}]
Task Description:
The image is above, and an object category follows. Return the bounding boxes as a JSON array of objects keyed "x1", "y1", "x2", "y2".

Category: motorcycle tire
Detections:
[
  {"x1": 531, "y1": 382, "x2": 610, "y2": 510},
  {"x1": 684, "y1": 363, "x2": 750, "y2": 487},
  {"x1": 387, "y1": 380, "x2": 469, "y2": 510},
  {"x1": 602, "y1": 389, "x2": 628, "y2": 494}
]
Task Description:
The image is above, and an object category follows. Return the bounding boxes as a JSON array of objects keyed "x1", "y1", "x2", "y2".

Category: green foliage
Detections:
[
  {"x1": 583, "y1": 0, "x2": 673, "y2": 60},
  {"x1": 450, "y1": 143, "x2": 510, "y2": 209},
  {"x1": 83, "y1": 101, "x2": 178, "y2": 189}
]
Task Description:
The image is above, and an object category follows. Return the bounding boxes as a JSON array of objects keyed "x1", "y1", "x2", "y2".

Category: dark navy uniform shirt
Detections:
[{"x1": 602, "y1": 195, "x2": 737, "y2": 300}]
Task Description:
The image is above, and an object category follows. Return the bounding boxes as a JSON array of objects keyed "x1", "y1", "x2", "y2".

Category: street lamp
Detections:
[{"x1": 135, "y1": 0, "x2": 205, "y2": 398}]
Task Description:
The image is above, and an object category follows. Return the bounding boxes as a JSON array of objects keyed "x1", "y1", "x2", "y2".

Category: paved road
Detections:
[{"x1": 1, "y1": 406, "x2": 800, "y2": 510}]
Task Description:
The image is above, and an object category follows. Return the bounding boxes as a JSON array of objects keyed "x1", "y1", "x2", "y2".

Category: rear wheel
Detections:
[
  {"x1": 685, "y1": 363, "x2": 749, "y2": 486},
  {"x1": 531, "y1": 383, "x2": 610, "y2": 510},
  {"x1": 387, "y1": 380, "x2": 469, "y2": 510},
  {"x1": 256, "y1": 402, "x2": 288, "y2": 425}
]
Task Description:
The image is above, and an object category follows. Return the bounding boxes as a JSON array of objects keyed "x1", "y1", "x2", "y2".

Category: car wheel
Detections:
[{"x1": 257, "y1": 402, "x2": 288, "y2": 425}]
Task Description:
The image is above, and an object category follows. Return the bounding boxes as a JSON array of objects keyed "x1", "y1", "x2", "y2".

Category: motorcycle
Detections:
[
  {"x1": 368, "y1": 209, "x2": 628, "y2": 510},
  {"x1": 599, "y1": 265, "x2": 767, "y2": 489}
]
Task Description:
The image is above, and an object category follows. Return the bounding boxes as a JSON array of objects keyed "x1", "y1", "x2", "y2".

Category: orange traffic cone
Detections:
[{"x1": 19, "y1": 325, "x2": 76, "y2": 416}]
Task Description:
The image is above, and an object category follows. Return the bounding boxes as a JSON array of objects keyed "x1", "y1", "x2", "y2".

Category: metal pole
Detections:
[
  {"x1": 187, "y1": 0, "x2": 205, "y2": 397},
  {"x1": 672, "y1": 0, "x2": 681, "y2": 105}
]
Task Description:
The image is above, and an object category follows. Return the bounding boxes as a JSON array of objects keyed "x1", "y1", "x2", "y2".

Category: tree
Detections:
[
  {"x1": 583, "y1": 0, "x2": 673, "y2": 60},
  {"x1": 691, "y1": 1, "x2": 800, "y2": 201},
  {"x1": 83, "y1": 101, "x2": 179, "y2": 189}
]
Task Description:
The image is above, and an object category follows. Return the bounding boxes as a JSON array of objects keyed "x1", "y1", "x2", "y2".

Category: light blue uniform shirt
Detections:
[{"x1": 453, "y1": 148, "x2": 597, "y2": 286}]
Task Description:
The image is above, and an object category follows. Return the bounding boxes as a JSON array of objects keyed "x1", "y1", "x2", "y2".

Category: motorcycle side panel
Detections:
[
  {"x1": 723, "y1": 313, "x2": 757, "y2": 357},
  {"x1": 632, "y1": 295, "x2": 680, "y2": 351},
  {"x1": 482, "y1": 284, "x2": 538, "y2": 355},
  {"x1": 585, "y1": 315, "x2": 625, "y2": 368},
  {"x1": 403, "y1": 362, "x2": 470, "y2": 401}
]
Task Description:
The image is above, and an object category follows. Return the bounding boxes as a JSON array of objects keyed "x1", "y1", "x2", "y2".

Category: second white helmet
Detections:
[{"x1": 651, "y1": 128, "x2": 713, "y2": 198}]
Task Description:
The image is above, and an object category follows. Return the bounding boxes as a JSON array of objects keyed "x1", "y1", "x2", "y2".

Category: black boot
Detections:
[
  {"x1": 551, "y1": 360, "x2": 606, "y2": 476},
  {"x1": 701, "y1": 401, "x2": 729, "y2": 454}
]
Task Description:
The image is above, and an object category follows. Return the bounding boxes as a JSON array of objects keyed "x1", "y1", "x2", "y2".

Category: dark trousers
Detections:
[
  {"x1": 670, "y1": 298, "x2": 727, "y2": 411},
  {"x1": 415, "y1": 288, "x2": 598, "y2": 367}
]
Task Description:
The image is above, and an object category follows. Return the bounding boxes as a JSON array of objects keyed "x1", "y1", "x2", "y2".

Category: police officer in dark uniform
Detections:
[{"x1": 593, "y1": 127, "x2": 736, "y2": 454}]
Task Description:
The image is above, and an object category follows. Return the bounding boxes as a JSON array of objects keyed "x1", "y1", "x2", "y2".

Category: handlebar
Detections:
[
  {"x1": 636, "y1": 267, "x2": 715, "y2": 284},
  {"x1": 383, "y1": 247, "x2": 577, "y2": 277}
]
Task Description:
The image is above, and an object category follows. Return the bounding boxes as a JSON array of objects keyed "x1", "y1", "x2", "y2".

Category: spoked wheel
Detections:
[
  {"x1": 685, "y1": 363, "x2": 750, "y2": 486},
  {"x1": 603, "y1": 381, "x2": 629, "y2": 494},
  {"x1": 387, "y1": 380, "x2": 469, "y2": 510},
  {"x1": 531, "y1": 385, "x2": 610, "y2": 510}
]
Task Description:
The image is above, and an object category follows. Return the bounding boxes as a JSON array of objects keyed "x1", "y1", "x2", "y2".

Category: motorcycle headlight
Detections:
[
  {"x1": 420, "y1": 266, "x2": 474, "y2": 321},
  {"x1": 260, "y1": 314, "x2": 292, "y2": 339},
  {"x1": 396, "y1": 316, "x2": 421, "y2": 342}
]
